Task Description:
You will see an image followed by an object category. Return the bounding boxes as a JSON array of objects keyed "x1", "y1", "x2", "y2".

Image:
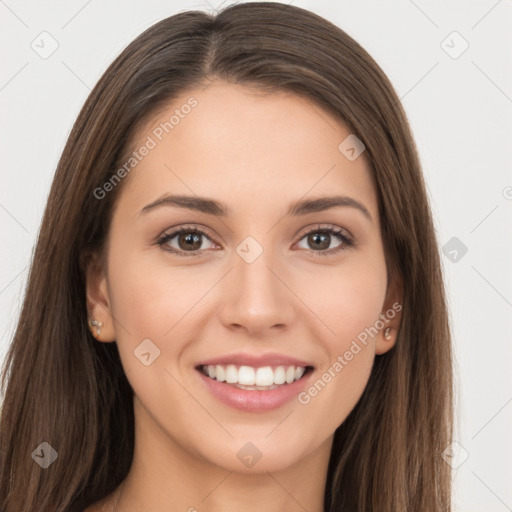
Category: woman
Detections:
[{"x1": 0, "y1": 2, "x2": 453, "y2": 511}]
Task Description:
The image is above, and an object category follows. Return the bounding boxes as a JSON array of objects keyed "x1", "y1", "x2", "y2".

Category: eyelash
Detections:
[{"x1": 156, "y1": 224, "x2": 355, "y2": 258}]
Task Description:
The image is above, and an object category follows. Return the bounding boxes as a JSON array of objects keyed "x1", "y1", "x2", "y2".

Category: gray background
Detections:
[{"x1": 1, "y1": 1, "x2": 511, "y2": 510}]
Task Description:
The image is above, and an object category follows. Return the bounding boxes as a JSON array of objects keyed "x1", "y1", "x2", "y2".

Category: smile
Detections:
[
  {"x1": 196, "y1": 364, "x2": 314, "y2": 412},
  {"x1": 200, "y1": 364, "x2": 309, "y2": 389}
]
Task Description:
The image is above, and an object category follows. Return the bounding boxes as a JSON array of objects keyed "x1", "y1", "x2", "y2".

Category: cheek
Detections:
[
  {"x1": 107, "y1": 245, "x2": 204, "y2": 339},
  {"x1": 330, "y1": 276, "x2": 386, "y2": 346},
  {"x1": 293, "y1": 255, "x2": 387, "y2": 427},
  {"x1": 106, "y1": 245, "x2": 224, "y2": 387},
  {"x1": 295, "y1": 252, "x2": 387, "y2": 346},
  {"x1": 105, "y1": 249, "x2": 209, "y2": 418}
]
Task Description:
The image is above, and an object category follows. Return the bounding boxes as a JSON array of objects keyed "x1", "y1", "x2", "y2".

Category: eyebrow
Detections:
[{"x1": 139, "y1": 194, "x2": 372, "y2": 222}]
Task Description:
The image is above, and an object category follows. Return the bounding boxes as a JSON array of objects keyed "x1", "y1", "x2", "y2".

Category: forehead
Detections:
[{"x1": 114, "y1": 82, "x2": 378, "y2": 221}]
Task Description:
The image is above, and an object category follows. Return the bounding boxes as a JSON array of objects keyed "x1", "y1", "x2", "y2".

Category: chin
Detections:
[{"x1": 198, "y1": 432, "x2": 313, "y2": 474}]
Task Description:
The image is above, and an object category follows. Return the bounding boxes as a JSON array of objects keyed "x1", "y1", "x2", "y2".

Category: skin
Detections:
[{"x1": 85, "y1": 81, "x2": 402, "y2": 512}]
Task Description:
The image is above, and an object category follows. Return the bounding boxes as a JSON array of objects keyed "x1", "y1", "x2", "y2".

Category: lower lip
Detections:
[{"x1": 196, "y1": 368, "x2": 313, "y2": 412}]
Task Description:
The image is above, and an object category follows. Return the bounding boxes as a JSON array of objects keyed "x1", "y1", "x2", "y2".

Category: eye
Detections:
[
  {"x1": 156, "y1": 223, "x2": 355, "y2": 258},
  {"x1": 156, "y1": 226, "x2": 217, "y2": 257},
  {"x1": 295, "y1": 224, "x2": 354, "y2": 256}
]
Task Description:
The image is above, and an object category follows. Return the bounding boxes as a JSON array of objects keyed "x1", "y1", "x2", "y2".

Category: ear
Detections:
[
  {"x1": 375, "y1": 268, "x2": 403, "y2": 355},
  {"x1": 84, "y1": 249, "x2": 116, "y2": 342}
]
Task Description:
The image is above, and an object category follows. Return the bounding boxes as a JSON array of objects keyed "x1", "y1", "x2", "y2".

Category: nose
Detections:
[{"x1": 217, "y1": 246, "x2": 296, "y2": 337}]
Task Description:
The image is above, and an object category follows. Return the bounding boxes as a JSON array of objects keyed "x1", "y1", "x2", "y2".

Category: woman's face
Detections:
[{"x1": 88, "y1": 81, "x2": 400, "y2": 474}]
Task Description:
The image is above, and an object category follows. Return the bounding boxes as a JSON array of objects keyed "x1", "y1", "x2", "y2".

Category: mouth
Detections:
[
  {"x1": 197, "y1": 363, "x2": 314, "y2": 390},
  {"x1": 195, "y1": 363, "x2": 315, "y2": 412}
]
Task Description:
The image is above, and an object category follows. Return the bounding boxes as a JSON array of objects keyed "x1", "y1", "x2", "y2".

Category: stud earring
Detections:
[
  {"x1": 89, "y1": 319, "x2": 104, "y2": 336},
  {"x1": 383, "y1": 327, "x2": 392, "y2": 340}
]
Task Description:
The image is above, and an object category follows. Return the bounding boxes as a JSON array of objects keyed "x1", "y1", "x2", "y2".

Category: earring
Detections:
[
  {"x1": 89, "y1": 319, "x2": 104, "y2": 336},
  {"x1": 383, "y1": 327, "x2": 392, "y2": 340}
]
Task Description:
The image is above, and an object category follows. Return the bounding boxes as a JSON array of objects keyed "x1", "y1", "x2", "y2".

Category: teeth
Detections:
[
  {"x1": 226, "y1": 364, "x2": 238, "y2": 384},
  {"x1": 255, "y1": 366, "x2": 274, "y2": 386},
  {"x1": 295, "y1": 367, "x2": 305, "y2": 380},
  {"x1": 238, "y1": 365, "x2": 255, "y2": 385},
  {"x1": 201, "y1": 364, "x2": 308, "y2": 387},
  {"x1": 215, "y1": 365, "x2": 225, "y2": 382},
  {"x1": 274, "y1": 366, "x2": 286, "y2": 384}
]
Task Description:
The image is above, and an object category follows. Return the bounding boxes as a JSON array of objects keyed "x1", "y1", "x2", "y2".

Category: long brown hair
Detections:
[{"x1": 0, "y1": 3, "x2": 453, "y2": 510}]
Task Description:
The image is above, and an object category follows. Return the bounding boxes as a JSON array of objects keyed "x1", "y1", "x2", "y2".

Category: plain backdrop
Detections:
[{"x1": 1, "y1": 1, "x2": 511, "y2": 510}]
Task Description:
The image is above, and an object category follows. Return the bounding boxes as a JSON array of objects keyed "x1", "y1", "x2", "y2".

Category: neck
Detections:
[{"x1": 111, "y1": 397, "x2": 332, "y2": 512}]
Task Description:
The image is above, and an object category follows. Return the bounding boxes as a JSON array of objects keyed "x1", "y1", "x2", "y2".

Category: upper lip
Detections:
[{"x1": 196, "y1": 352, "x2": 314, "y2": 369}]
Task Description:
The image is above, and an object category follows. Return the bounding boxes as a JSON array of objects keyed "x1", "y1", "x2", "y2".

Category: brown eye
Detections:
[
  {"x1": 306, "y1": 232, "x2": 332, "y2": 251},
  {"x1": 177, "y1": 232, "x2": 203, "y2": 251},
  {"x1": 157, "y1": 227, "x2": 216, "y2": 257},
  {"x1": 296, "y1": 225, "x2": 354, "y2": 256}
]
